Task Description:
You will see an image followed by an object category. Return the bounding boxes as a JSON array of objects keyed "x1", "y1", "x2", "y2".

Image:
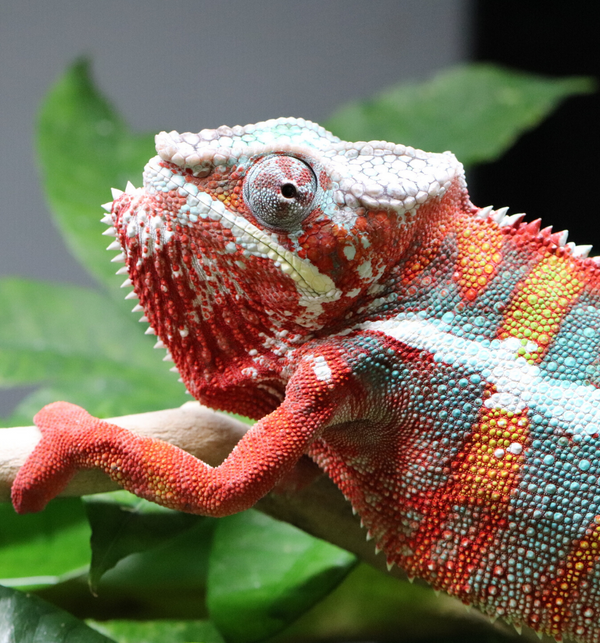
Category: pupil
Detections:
[{"x1": 280, "y1": 183, "x2": 298, "y2": 199}]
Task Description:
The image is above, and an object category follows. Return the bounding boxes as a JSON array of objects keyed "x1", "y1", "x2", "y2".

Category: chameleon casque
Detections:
[{"x1": 11, "y1": 118, "x2": 600, "y2": 641}]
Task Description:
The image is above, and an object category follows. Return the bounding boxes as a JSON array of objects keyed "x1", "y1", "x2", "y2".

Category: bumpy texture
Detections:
[{"x1": 12, "y1": 118, "x2": 600, "y2": 642}]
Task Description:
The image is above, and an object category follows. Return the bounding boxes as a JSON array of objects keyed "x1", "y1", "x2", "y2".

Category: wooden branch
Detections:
[{"x1": 0, "y1": 402, "x2": 248, "y2": 501}]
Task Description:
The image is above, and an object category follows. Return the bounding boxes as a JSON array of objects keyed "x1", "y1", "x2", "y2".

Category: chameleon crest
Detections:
[{"x1": 13, "y1": 118, "x2": 600, "y2": 643}]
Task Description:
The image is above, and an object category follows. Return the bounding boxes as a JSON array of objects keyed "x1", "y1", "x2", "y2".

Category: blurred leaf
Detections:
[
  {"x1": 0, "y1": 277, "x2": 185, "y2": 423},
  {"x1": 270, "y1": 563, "x2": 518, "y2": 643},
  {"x1": 32, "y1": 506, "x2": 215, "y2": 620},
  {"x1": 207, "y1": 510, "x2": 357, "y2": 643},
  {"x1": 94, "y1": 513, "x2": 217, "y2": 619},
  {"x1": 37, "y1": 58, "x2": 155, "y2": 305},
  {"x1": 0, "y1": 584, "x2": 115, "y2": 642},
  {"x1": 35, "y1": 519, "x2": 215, "y2": 622},
  {"x1": 0, "y1": 499, "x2": 90, "y2": 590},
  {"x1": 326, "y1": 64, "x2": 595, "y2": 167},
  {"x1": 88, "y1": 618, "x2": 224, "y2": 643},
  {"x1": 84, "y1": 491, "x2": 202, "y2": 591}
]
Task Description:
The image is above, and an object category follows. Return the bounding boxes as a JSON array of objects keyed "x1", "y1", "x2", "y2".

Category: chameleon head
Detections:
[{"x1": 105, "y1": 118, "x2": 466, "y2": 416}]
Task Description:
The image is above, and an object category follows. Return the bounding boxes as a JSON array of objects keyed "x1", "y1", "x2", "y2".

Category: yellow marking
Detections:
[{"x1": 499, "y1": 253, "x2": 585, "y2": 362}]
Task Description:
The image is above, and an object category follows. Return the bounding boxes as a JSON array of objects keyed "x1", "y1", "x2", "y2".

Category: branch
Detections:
[{"x1": 0, "y1": 403, "x2": 247, "y2": 501}]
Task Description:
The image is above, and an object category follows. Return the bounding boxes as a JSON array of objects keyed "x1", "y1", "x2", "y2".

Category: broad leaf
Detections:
[
  {"x1": 207, "y1": 510, "x2": 357, "y2": 643},
  {"x1": 0, "y1": 584, "x2": 115, "y2": 642},
  {"x1": 0, "y1": 499, "x2": 90, "y2": 590},
  {"x1": 326, "y1": 64, "x2": 594, "y2": 167},
  {"x1": 28, "y1": 518, "x2": 215, "y2": 623},
  {"x1": 84, "y1": 491, "x2": 202, "y2": 591},
  {"x1": 37, "y1": 58, "x2": 155, "y2": 304},
  {"x1": 94, "y1": 513, "x2": 216, "y2": 619},
  {"x1": 270, "y1": 563, "x2": 512, "y2": 642},
  {"x1": 0, "y1": 277, "x2": 185, "y2": 423},
  {"x1": 88, "y1": 619, "x2": 224, "y2": 643}
]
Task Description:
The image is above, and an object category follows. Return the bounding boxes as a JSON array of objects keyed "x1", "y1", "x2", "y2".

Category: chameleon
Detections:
[{"x1": 11, "y1": 117, "x2": 600, "y2": 642}]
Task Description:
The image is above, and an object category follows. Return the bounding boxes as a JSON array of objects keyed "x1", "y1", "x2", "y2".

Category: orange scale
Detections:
[{"x1": 455, "y1": 219, "x2": 504, "y2": 302}]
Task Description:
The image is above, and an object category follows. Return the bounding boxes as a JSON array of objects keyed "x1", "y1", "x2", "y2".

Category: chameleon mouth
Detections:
[
  {"x1": 141, "y1": 157, "x2": 340, "y2": 300},
  {"x1": 100, "y1": 174, "x2": 340, "y2": 304}
]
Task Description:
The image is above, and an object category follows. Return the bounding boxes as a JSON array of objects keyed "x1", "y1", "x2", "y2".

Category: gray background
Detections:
[
  {"x1": 0, "y1": 0, "x2": 468, "y2": 414},
  {"x1": 0, "y1": 0, "x2": 469, "y2": 286}
]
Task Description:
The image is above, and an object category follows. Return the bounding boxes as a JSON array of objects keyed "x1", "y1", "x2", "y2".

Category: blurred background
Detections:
[{"x1": 0, "y1": 1, "x2": 597, "y2": 416}]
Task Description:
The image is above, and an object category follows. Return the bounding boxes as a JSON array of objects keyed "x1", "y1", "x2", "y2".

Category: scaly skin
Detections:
[{"x1": 12, "y1": 118, "x2": 600, "y2": 641}]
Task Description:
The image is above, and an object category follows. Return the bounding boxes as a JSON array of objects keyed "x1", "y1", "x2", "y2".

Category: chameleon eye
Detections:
[{"x1": 244, "y1": 155, "x2": 317, "y2": 230}]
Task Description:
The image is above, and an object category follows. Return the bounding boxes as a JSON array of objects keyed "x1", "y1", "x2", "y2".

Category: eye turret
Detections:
[{"x1": 244, "y1": 155, "x2": 317, "y2": 230}]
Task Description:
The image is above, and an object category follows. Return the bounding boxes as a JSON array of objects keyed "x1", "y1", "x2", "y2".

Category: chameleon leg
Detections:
[{"x1": 12, "y1": 359, "x2": 335, "y2": 516}]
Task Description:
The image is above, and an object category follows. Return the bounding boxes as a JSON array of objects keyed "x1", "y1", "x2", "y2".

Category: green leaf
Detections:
[
  {"x1": 84, "y1": 491, "x2": 202, "y2": 591},
  {"x1": 207, "y1": 511, "x2": 357, "y2": 643},
  {"x1": 271, "y1": 563, "x2": 513, "y2": 643},
  {"x1": 95, "y1": 513, "x2": 216, "y2": 619},
  {"x1": 29, "y1": 517, "x2": 215, "y2": 622},
  {"x1": 88, "y1": 619, "x2": 224, "y2": 643},
  {"x1": 0, "y1": 277, "x2": 185, "y2": 422},
  {"x1": 37, "y1": 58, "x2": 155, "y2": 302},
  {"x1": 0, "y1": 499, "x2": 90, "y2": 590},
  {"x1": 325, "y1": 63, "x2": 595, "y2": 167},
  {"x1": 0, "y1": 584, "x2": 115, "y2": 642}
]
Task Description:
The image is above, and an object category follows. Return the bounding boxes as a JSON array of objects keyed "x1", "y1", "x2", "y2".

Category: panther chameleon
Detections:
[{"x1": 12, "y1": 117, "x2": 600, "y2": 642}]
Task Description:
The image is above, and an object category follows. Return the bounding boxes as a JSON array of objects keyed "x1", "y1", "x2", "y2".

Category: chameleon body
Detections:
[{"x1": 12, "y1": 118, "x2": 600, "y2": 641}]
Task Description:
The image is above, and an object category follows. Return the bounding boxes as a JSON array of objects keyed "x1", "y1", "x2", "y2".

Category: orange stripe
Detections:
[
  {"x1": 453, "y1": 400, "x2": 529, "y2": 506},
  {"x1": 401, "y1": 239, "x2": 442, "y2": 285},
  {"x1": 455, "y1": 218, "x2": 504, "y2": 302}
]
